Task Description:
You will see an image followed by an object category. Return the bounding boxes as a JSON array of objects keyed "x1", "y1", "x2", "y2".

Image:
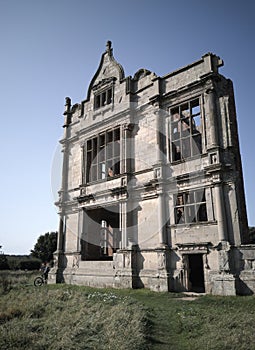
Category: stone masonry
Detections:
[{"x1": 49, "y1": 41, "x2": 255, "y2": 295}]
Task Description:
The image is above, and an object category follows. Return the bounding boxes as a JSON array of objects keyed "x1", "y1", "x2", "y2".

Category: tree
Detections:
[{"x1": 31, "y1": 231, "x2": 58, "y2": 263}]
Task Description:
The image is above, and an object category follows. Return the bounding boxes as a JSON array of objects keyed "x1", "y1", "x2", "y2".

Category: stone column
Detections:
[
  {"x1": 155, "y1": 109, "x2": 164, "y2": 164},
  {"x1": 81, "y1": 209, "x2": 89, "y2": 260},
  {"x1": 57, "y1": 215, "x2": 65, "y2": 252},
  {"x1": 80, "y1": 143, "x2": 85, "y2": 185},
  {"x1": 76, "y1": 209, "x2": 84, "y2": 252},
  {"x1": 154, "y1": 107, "x2": 167, "y2": 246},
  {"x1": 158, "y1": 190, "x2": 167, "y2": 246},
  {"x1": 55, "y1": 98, "x2": 72, "y2": 254},
  {"x1": 123, "y1": 123, "x2": 134, "y2": 174},
  {"x1": 120, "y1": 201, "x2": 128, "y2": 249},
  {"x1": 206, "y1": 88, "x2": 218, "y2": 148},
  {"x1": 214, "y1": 183, "x2": 227, "y2": 241},
  {"x1": 52, "y1": 98, "x2": 72, "y2": 282},
  {"x1": 122, "y1": 124, "x2": 136, "y2": 247}
]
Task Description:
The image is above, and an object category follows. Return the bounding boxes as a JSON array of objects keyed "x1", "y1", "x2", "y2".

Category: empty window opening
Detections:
[
  {"x1": 170, "y1": 98, "x2": 202, "y2": 161},
  {"x1": 81, "y1": 206, "x2": 120, "y2": 261},
  {"x1": 86, "y1": 127, "x2": 120, "y2": 183},
  {"x1": 174, "y1": 189, "x2": 208, "y2": 224},
  {"x1": 94, "y1": 87, "x2": 113, "y2": 110}
]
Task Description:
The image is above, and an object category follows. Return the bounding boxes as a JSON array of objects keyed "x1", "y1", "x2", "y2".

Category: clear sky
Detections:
[{"x1": 0, "y1": 0, "x2": 254, "y2": 255}]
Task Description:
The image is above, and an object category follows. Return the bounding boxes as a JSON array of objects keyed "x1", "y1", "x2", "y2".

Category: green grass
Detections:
[
  {"x1": 0, "y1": 272, "x2": 149, "y2": 350},
  {"x1": 125, "y1": 290, "x2": 255, "y2": 349},
  {"x1": 1, "y1": 271, "x2": 255, "y2": 349}
]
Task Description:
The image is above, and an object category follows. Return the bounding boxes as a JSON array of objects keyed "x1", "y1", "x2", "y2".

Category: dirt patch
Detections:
[{"x1": 177, "y1": 292, "x2": 206, "y2": 301}]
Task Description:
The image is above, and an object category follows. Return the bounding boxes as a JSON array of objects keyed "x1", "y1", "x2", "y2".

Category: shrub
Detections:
[
  {"x1": 0, "y1": 255, "x2": 9, "y2": 270},
  {"x1": 18, "y1": 259, "x2": 41, "y2": 270},
  {"x1": 6, "y1": 256, "x2": 41, "y2": 271}
]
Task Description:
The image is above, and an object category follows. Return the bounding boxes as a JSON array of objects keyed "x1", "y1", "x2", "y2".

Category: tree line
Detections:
[
  {"x1": 1, "y1": 228, "x2": 255, "y2": 271},
  {"x1": 0, "y1": 231, "x2": 57, "y2": 270}
]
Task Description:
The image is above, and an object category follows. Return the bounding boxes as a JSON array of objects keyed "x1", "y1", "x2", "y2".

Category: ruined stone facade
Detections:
[{"x1": 49, "y1": 41, "x2": 255, "y2": 295}]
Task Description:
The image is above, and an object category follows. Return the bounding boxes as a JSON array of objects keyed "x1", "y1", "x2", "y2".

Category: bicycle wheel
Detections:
[{"x1": 34, "y1": 276, "x2": 44, "y2": 287}]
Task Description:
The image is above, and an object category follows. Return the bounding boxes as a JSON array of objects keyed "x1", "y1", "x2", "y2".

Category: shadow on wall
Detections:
[
  {"x1": 236, "y1": 278, "x2": 254, "y2": 295},
  {"x1": 56, "y1": 254, "x2": 67, "y2": 284},
  {"x1": 234, "y1": 247, "x2": 255, "y2": 295},
  {"x1": 168, "y1": 250, "x2": 185, "y2": 292},
  {"x1": 131, "y1": 246, "x2": 145, "y2": 289}
]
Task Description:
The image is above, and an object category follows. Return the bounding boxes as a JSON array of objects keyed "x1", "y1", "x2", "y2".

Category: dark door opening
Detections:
[{"x1": 188, "y1": 254, "x2": 205, "y2": 293}]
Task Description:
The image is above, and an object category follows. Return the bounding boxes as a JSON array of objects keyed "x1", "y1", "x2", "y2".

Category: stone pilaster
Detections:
[
  {"x1": 158, "y1": 189, "x2": 167, "y2": 247},
  {"x1": 122, "y1": 123, "x2": 136, "y2": 247},
  {"x1": 206, "y1": 88, "x2": 219, "y2": 149},
  {"x1": 120, "y1": 201, "x2": 128, "y2": 249},
  {"x1": 214, "y1": 183, "x2": 227, "y2": 242}
]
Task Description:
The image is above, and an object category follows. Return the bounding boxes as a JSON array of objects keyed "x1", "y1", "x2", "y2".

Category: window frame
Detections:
[
  {"x1": 85, "y1": 127, "x2": 121, "y2": 183},
  {"x1": 94, "y1": 86, "x2": 113, "y2": 110},
  {"x1": 169, "y1": 98, "x2": 203, "y2": 162},
  {"x1": 174, "y1": 188, "x2": 208, "y2": 225}
]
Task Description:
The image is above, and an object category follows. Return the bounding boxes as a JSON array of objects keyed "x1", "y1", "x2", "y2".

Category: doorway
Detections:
[{"x1": 188, "y1": 254, "x2": 205, "y2": 293}]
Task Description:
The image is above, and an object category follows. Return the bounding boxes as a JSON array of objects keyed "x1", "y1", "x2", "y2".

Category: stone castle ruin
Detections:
[{"x1": 49, "y1": 41, "x2": 255, "y2": 295}]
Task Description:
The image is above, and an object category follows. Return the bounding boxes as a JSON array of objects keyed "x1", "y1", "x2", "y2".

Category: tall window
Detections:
[
  {"x1": 174, "y1": 189, "x2": 208, "y2": 224},
  {"x1": 86, "y1": 127, "x2": 120, "y2": 183},
  {"x1": 170, "y1": 98, "x2": 202, "y2": 161}
]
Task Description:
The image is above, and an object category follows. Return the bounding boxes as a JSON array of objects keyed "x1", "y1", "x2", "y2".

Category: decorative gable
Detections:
[{"x1": 86, "y1": 41, "x2": 125, "y2": 103}]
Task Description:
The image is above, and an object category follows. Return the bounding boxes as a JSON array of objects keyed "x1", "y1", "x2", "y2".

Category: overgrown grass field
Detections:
[{"x1": 1, "y1": 271, "x2": 255, "y2": 349}]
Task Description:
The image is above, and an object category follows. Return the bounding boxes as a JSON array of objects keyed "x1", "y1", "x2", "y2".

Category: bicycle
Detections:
[{"x1": 34, "y1": 274, "x2": 47, "y2": 287}]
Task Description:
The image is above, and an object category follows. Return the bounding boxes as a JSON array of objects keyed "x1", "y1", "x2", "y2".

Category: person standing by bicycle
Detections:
[
  {"x1": 44, "y1": 262, "x2": 50, "y2": 282},
  {"x1": 40, "y1": 262, "x2": 50, "y2": 283}
]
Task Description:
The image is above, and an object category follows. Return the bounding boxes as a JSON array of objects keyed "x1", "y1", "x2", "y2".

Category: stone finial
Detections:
[
  {"x1": 65, "y1": 97, "x2": 71, "y2": 113},
  {"x1": 106, "y1": 40, "x2": 112, "y2": 54}
]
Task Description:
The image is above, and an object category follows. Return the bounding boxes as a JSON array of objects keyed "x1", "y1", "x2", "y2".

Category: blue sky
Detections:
[{"x1": 0, "y1": 0, "x2": 254, "y2": 255}]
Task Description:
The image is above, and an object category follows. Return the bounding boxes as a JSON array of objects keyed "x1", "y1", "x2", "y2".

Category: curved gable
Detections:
[{"x1": 86, "y1": 41, "x2": 125, "y2": 100}]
